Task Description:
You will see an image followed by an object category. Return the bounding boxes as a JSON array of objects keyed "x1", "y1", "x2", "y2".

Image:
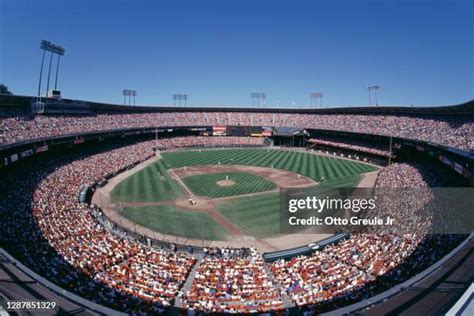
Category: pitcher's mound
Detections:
[{"x1": 216, "y1": 180, "x2": 235, "y2": 187}]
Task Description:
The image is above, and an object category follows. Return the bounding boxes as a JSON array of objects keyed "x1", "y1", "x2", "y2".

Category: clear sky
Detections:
[{"x1": 0, "y1": 0, "x2": 472, "y2": 107}]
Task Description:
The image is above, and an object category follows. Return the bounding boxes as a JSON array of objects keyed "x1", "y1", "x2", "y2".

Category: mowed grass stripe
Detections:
[
  {"x1": 339, "y1": 157, "x2": 362, "y2": 174},
  {"x1": 294, "y1": 151, "x2": 304, "y2": 174},
  {"x1": 148, "y1": 163, "x2": 162, "y2": 195},
  {"x1": 326, "y1": 158, "x2": 344, "y2": 179},
  {"x1": 111, "y1": 160, "x2": 182, "y2": 202},
  {"x1": 259, "y1": 149, "x2": 280, "y2": 167},
  {"x1": 336, "y1": 159, "x2": 356, "y2": 177},
  {"x1": 314, "y1": 155, "x2": 326, "y2": 180},
  {"x1": 217, "y1": 192, "x2": 281, "y2": 237},
  {"x1": 119, "y1": 205, "x2": 227, "y2": 240},
  {"x1": 239, "y1": 149, "x2": 265, "y2": 166},
  {"x1": 339, "y1": 159, "x2": 359, "y2": 176},
  {"x1": 308, "y1": 155, "x2": 317, "y2": 180},
  {"x1": 143, "y1": 166, "x2": 156, "y2": 200},
  {"x1": 269, "y1": 149, "x2": 289, "y2": 168},
  {"x1": 219, "y1": 150, "x2": 248, "y2": 165},
  {"x1": 274, "y1": 150, "x2": 293, "y2": 170},
  {"x1": 134, "y1": 170, "x2": 145, "y2": 201}
]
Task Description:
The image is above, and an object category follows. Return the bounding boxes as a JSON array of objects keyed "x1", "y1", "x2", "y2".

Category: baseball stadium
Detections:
[
  {"x1": 1, "y1": 96, "x2": 473, "y2": 315},
  {"x1": 1, "y1": 1, "x2": 473, "y2": 316}
]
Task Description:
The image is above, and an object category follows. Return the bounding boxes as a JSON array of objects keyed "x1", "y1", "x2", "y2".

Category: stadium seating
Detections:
[
  {"x1": 0, "y1": 131, "x2": 468, "y2": 313},
  {"x1": 0, "y1": 111, "x2": 472, "y2": 151}
]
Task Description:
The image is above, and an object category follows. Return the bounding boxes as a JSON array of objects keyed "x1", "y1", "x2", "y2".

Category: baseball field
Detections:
[{"x1": 109, "y1": 148, "x2": 377, "y2": 240}]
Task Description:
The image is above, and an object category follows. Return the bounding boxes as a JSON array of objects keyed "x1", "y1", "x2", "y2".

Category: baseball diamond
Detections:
[{"x1": 105, "y1": 148, "x2": 378, "y2": 241}]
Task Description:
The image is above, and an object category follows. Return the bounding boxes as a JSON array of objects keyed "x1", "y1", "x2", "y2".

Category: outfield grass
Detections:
[
  {"x1": 182, "y1": 172, "x2": 276, "y2": 198},
  {"x1": 110, "y1": 159, "x2": 182, "y2": 203},
  {"x1": 118, "y1": 205, "x2": 228, "y2": 240},
  {"x1": 161, "y1": 148, "x2": 376, "y2": 182},
  {"x1": 216, "y1": 174, "x2": 363, "y2": 238},
  {"x1": 217, "y1": 192, "x2": 281, "y2": 238}
]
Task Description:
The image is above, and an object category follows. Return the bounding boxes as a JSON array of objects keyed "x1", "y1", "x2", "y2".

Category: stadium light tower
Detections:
[
  {"x1": 173, "y1": 94, "x2": 187, "y2": 107},
  {"x1": 182, "y1": 94, "x2": 188, "y2": 107},
  {"x1": 368, "y1": 85, "x2": 380, "y2": 106},
  {"x1": 37, "y1": 40, "x2": 65, "y2": 98},
  {"x1": 123, "y1": 89, "x2": 136, "y2": 105},
  {"x1": 173, "y1": 94, "x2": 178, "y2": 106},
  {"x1": 132, "y1": 90, "x2": 137, "y2": 105},
  {"x1": 251, "y1": 92, "x2": 266, "y2": 108},
  {"x1": 260, "y1": 93, "x2": 266, "y2": 108},
  {"x1": 310, "y1": 92, "x2": 323, "y2": 108}
]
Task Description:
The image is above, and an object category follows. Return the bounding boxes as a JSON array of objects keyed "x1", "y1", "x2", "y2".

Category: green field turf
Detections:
[
  {"x1": 182, "y1": 172, "x2": 276, "y2": 198},
  {"x1": 216, "y1": 174, "x2": 363, "y2": 238},
  {"x1": 161, "y1": 148, "x2": 376, "y2": 182},
  {"x1": 112, "y1": 148, "x2": 377, "y2": 239},
  {"x1": 118, "y1": 205, "x2": 227, "y2": 240},
  {"x1": 110, "y1": 160, "x2": 182, "y2": 203},
  {"x1": 217, "y1": 192, "x2": 281, "y2": 238}
]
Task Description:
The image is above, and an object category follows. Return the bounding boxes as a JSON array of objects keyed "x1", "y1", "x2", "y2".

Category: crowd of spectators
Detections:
[
  {"x1": 373, "y1": 163, "x2": 468, "y2": 236},
  {"x1": 154, "y1": 136, "x2": 264, "y2": 149},
  {"x1": 0, "y1": 140, "x2": 196, "y2": 313},
  {"x1": 1, "y1": 109, "x2": 472, "y2": 151},
  {"x1": 184, "y1": 247, "x2": 284, "y2": 313},
  {"x1": 308, "y1": 137, "x2": 392, "y2": 157},
  {"x1": 270, "y1": 162, "x2": 466, "y2": 313}
]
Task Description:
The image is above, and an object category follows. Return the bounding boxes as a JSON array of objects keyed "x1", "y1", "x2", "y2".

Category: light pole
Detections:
[
  {"x1": 123, "y1": 89, "x2": 136, "y2": 105},
  {"x1": 310, "y1": 92, "x2": 323, "y2": 108},
  {"x1": 251, "y1": 92, "x2": 266, "y2": 108},
  {"x1": 173, "y1": 94, "x2": 187, "y2": 107},
  {"x1": 38, "y1": 40, "x2": 65, "y2": 98},
  {"x1": 260, "y1": 93, "x2": 266, "y2": 108},
  {"x1": 173, "y1": 94, "x2": 178, "y2": 106},
  {"x1": 182, "y1": 94, "x2": 188, "y2": 107},
  {"x1": 38, "y1": 48, "x2": 46, "y2": 97},
  {"x1": 368, "y1": 85, "x2": 380, "y2": 106}
]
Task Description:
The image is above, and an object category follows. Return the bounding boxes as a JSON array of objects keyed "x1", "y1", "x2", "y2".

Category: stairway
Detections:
[
  {"x1": 263, "y1": 262, "x2": 294, "y2": 308},
  {"x1": 174, "y1": 258, "x2": 202, "y2": 308}
]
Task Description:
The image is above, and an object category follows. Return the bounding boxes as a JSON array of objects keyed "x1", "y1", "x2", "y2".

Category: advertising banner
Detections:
[
  {"x1": 73, "y1": 138, "x2": 84, "y2": 144},
  {"x1": 454, "y1": 163, "x2": 463, "y2": 175},
  {"x1": 439, "y1": 155, "x2": 451, "y2": 166},
  {"x1": 36, "y1": 145, "x2": 49, "y2": 153},
  {"x1": 21, "y1": 149, "x2": 34, "y2": 158},
  {"x1": 262, "y1": 126, "x2": 273, "y2": 136},
  {"x1": 213, "y1": 126, "x2": 226, "y2": 136}
]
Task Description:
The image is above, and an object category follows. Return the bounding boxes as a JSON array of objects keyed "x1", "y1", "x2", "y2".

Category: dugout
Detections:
[{"x1": 272, "y1": 127, "x2": 308, "y2": 147}]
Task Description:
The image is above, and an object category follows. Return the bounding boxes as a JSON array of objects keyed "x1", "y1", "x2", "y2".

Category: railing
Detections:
[
  {"x1": 0, "y1": 248, "x2": 125, "y2": 316},
  {"x1": 446, "y1": 282, "x2": 474, "y2": 316}
]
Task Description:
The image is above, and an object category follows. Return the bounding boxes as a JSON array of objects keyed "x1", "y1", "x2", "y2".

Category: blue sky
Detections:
[{"x1": 0, "y1": 0, "x2": 472, "y2": 107}]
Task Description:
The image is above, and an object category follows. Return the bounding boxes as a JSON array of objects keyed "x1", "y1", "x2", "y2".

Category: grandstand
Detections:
[{"x1": 0, "y1": 95, "x2": 472, "y2": 315}]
